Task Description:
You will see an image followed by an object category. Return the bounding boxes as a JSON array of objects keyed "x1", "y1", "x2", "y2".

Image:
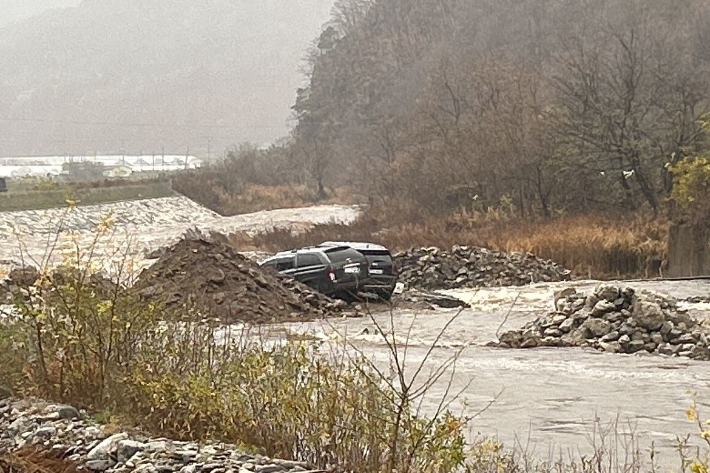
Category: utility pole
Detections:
[{"x1": 120, "y1": 138, "x2": 127, "y2": 166}]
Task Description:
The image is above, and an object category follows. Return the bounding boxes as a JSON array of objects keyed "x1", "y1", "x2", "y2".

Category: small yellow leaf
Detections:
[{"x1": 687, "y1": 408, "x2": 697, "y2": 421}]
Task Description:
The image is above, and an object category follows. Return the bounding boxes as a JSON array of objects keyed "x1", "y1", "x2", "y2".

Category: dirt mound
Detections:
[
  {"x1": 133, "y1": 234, "x2": 345, "y2": 323},
  {"x1": 395, "y1": 246, "x2": 571, "y2": 290}
]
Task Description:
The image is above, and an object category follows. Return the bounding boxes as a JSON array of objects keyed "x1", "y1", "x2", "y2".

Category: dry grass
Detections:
[
  {"x1": 174, "y1": 175, "x2": 363, "y2": 216},
  {"x1": 0, "y1": 447, "x2": 79, "y2": 473},
  {"x1": 482, "y1": 214, "x2": 669, "y2": 278},
  {"x1": 228, "y1": 208, "x2": 668, "y2": 279},
  {"x1": 211, "y1": 184, "x2": 360, "y2": 215}
]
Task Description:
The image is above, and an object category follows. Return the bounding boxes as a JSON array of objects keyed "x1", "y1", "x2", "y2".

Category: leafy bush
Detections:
[
  {"x1": 1, "y1": 261, "x2": 467, "y2": 473},
  {"x1": 670, "y1": 157, "x2": 710, "y2": 221},
  {"x1": 4, "y1": 266, "x2": 160, "y2": 407}
]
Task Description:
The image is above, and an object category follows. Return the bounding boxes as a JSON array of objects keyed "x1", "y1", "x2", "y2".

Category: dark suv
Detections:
[
  {"x1": 321, "y1": 242, "x2": 398, "y2": 300},
  {"x1": 259, "y1": 246, "x2": 370, "y2": 298}
]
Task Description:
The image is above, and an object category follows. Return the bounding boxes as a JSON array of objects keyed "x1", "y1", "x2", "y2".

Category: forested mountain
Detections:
[
  {"x1": 0, "y1": 0, "x2": 332, "y2": 157},
  {"x1": 290, "y1": 0, "x2": 710, "y2": 216}
]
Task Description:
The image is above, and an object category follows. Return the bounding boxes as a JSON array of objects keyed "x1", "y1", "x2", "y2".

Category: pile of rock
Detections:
[
  {"x1": 395, "y1": 246, "x2": 571, "y2": 290},
  {"x1": 133, "y1": 233, "x2": 347, "y2": 324},
  {"x1": 497, "y1": 284, "x2": 710, "y2": 360},
  {"x1": 0, "y1": 398, "x2": 322, "y2": 473}
]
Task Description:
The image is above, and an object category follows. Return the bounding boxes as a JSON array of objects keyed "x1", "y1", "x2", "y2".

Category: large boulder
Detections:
[
  {"x1": 632, "y1": 300, "x2": 666, "y2": 331},
  {"x1": 580, "y1": 318, "x2": 612, "y2": 338}
]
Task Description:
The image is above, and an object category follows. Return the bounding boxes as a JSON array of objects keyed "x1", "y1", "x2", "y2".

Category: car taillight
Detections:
[
  {"x1": 392, "y1": 263, "x2": 398, "y2": 275},
  {"x1": 328, "y1": 268, "x2": 337, "y2": 282}
]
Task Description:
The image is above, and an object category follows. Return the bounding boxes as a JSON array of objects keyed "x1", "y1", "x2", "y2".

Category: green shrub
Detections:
[
  {"x1": 670, "y1": 157, "x2": 710, "y2": 221},
  {"x1": 2, "y1": 263, "x2": 467, "y2": 473}
]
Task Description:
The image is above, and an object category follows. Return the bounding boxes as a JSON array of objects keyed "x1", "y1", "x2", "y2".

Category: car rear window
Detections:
[
  {"x1": 325, "y1": 248, "x2": 364, "y2": 263},
  {"x1": 359, "y1": 250, "x2": 392, "y2": 262}
]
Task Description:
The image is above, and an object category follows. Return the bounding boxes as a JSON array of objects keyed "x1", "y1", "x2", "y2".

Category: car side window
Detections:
[
  {"x1": 276, "y1": 257, "x2": 295, "y2": 271},
  {"x1": 262, "y1": 259, "x2": 277, "y2": 269},
  {"x1": 297, "y1": 254, "x2": 322, "y2": 268}
]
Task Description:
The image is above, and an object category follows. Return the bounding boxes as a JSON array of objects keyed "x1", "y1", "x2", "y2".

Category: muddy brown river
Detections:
[
  {"x1": 3, "y1": 200, "x2": 709, "y2": 467},
  {"x1": 271, "y1": 279, "x2": 710, "y2": 468}
]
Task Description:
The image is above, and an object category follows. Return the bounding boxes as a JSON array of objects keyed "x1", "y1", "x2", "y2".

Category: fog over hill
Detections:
[
  {"x1": 0, "y1": 0, "x2": 333, "y2": 157},
  {"x1": 0, "y1": 0, "x2": 82, "y2": 27}
]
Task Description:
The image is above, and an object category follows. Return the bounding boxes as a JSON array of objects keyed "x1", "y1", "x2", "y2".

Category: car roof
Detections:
[
  {"x1": 270, "y1": 245, "x2": 350, "y2": 258},
  {"x1": 320, "y1": 241, "x2": 390, "y2": 252}
]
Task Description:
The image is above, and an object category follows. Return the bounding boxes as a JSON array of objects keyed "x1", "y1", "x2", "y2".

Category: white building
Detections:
[{"x1": 0, "y1": 155, "x2": 203, "y2": 179}]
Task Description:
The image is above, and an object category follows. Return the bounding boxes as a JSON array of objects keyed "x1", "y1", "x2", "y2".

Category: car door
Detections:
[{"x1": 295, "y1": 253, "x2": 326, "y2": 289}]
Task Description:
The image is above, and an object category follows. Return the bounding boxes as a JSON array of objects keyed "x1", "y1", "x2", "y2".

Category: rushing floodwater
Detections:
[{"x1": 269, "y1": 279, "x2": 710, "y2": 468}]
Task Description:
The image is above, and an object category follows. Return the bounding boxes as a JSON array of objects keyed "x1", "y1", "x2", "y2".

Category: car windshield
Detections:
[{"x1": 325, "y1": 248, "x2": 364, "y2": 263}]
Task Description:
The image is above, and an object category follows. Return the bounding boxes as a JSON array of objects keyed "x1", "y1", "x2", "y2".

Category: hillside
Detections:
[
  {"x1": 0, "y1": 0, "x2": 333, "y2": 157},
  {"x1": 290, "y1": 0, "x2": 710, "y2": 218}
]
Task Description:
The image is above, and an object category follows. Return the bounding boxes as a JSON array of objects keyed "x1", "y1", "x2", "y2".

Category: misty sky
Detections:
[
  {"x1": 0, "y1": 0, "x2": 82, "y2": 27},
  {"x1": 0, "y1": 0, "x2": 335, "y2": 156}
]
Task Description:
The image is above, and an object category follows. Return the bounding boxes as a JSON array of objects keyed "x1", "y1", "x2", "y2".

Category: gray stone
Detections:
[
  {"x1": 596, "y1": 284, "x2": 620, "y2": 302},
  {"x1": 87, "y1": 433, "x2": 128, "y2": 461},
  {"x1": 543, "y1": 328, "x2": 563, "y2": 338},
  {"x1": 145, "y1": 440, "x2": 172, "y2": 452},
  {"x1": 559, "y1": 318, "x2": 575, "y2": 333},
  {"x1": 86, "y1": 459, "x2": 116, "y2": 471},
  {"x1": 521, "y1": 338, "x2": 540, "y2": 349},
  {"x1": 552, "y1": 314, "x2": 568, "y2": 325},
  {"x1": 631, "y1": 330, "x2": 645, "y2": 342},
  {"x1": 134, "y1": 465, "x2": 158, "y2": 473},
  {"x1": 581, "y1": 318, "x2": 612, "y2": 338},
  {"x1": 676, "y1": 333, "x2": 697, "y2": 344},
  {"x1": 618, "y1": 334, "x2": 631, "y2": 345},
  {"x1": 600, "y1": 331, "x2": 620, "y2": 342},
  {"x1": 627, "y1": 340, "x2": 646, "y2": 353},
  {"x1": 498, "y1": 330, "x2": 522, "y2": 345},
  {"x1": 632, "y1": 301, "x2": 666, "y2": 331},
  {"x1": 554, "y1": 288, "x2": 577, "y2": 310},
  {"x1": 591, "y1": 300, "x2": 616, "y2": 317},
  {"x1": 669, "y1": 329, "x2": 684, "y2": 343},
  {"x1": 57, "y1": 405, "x2": 81, "y2": 420},
  {"x1": 660, "y1": 321, "x2": 673, "y2": 336},
  {"x1": 117, "y1": 440, "x2": 146, "y2": 463},
  {"x1": 603, "y1": 312, "x2": 624, "y2": 323},
  {"x1": 34, "y1": 426, "x2": 57, "y2": 438},
  {"x1": 599, "y1": 342, "x2": 622, "y2": 353},
  {"x1": 541, "y1": 336, "x2": 563, "y2": 347},
  {"x1": 256, "y1": 466, "x2": 285, "y2": 473},
  {"x1": 658, "y1": 343, "x2": 675, "y2": 356},
  {"x1": 561, "y1": 329, "x2": 586, "y2": 346},
  {"x1": 619, "y1": 324, "x2": 634, "y2": 336}
]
